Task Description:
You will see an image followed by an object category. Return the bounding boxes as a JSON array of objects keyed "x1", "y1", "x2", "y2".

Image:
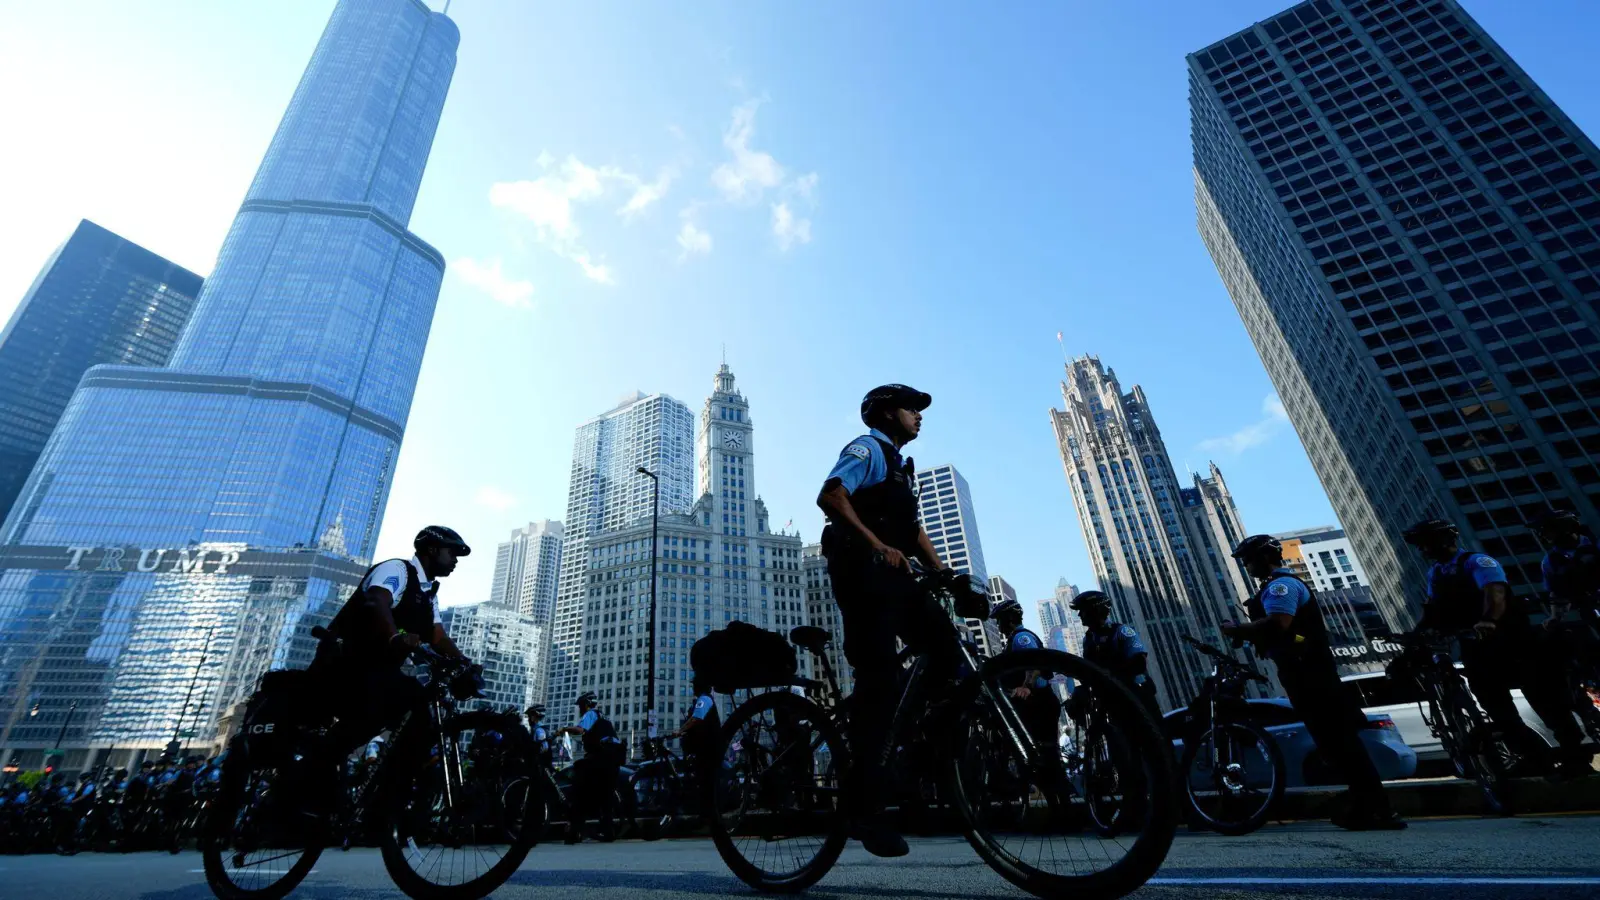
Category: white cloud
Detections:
[
  {"x1": 451, "y1": 257, "x2": 533, "y2": 308},
  {"x1": 1199, "y1": 394, "x2": 1290, "y2": 455},
  {"x1": 711, "y1": 99, "x2": 786, "y2": 203},
  {"x1": 771, "y1": 202, "x2": 811, "y2": 251},
  {"x1": 790, "y1": 171, "x2": 819, "y2": 202},
  {"x1": 676, "y1": 220, "x2": 712, "y2": 260},
  {"x1": 618, "y1": 169, "x2": 675, "y2": 221},
  {"x1": 474, "y1": 486, "x2": 518, "y2": 510},
  {"x1": 490, "y1": 154, "x2": 639, "y2": 283}
]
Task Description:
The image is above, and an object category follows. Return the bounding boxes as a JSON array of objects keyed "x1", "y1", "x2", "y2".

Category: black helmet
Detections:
[
  {"x1": 576, "y1": 691, "x2": 598, "y2": 710},
  {"x1": 526, "y1": 704, "x2": 546, "y2": 719},
  {"x1": 1402, "y1": 518, "x2": 1459, "y2": 546},
  {"x1": 860, "y1": 384, "x2": 932, "y2": 426},
  {"x1": 1069, "y1": 590, "x2": 1111, "y2": 611},
  {"x1": 415, "y1": 525, "x2": 471, "y2": 557},
  {"x1": 991, "y1": 598, "x2": 1023, "y2": 623},
  {"x1": 1533, "y1": 508, "x2": 1583, "y2": 536},
  {"x1": 1231, "y1": 534, "x2": 1283, "y2": 562}
]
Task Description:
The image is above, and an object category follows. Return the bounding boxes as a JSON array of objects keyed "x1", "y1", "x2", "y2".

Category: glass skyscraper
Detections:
[
  {"x1": 0, "y1": 0, "x2": 458, "y2": 769},
  {"x1": 1191, "y1": 0, "x2": 1600, "y2": 629},
  {"x1": 0, "y1": 220, "x2": 202, "y2": 521}
]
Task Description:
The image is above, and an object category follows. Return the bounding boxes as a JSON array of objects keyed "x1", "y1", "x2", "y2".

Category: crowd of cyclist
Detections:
[{"x1": 0, "y1": 753, "x2": 224, "y2": 855}]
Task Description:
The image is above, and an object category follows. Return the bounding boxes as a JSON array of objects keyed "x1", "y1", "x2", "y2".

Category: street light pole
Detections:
[
  {"x1": 173, "y1": 625, "x2": 215, "y2": 751},
  {"x1": 54, "y1": 701, "x2": 77, "y2": 751},
  {"x1": 636, "y1": 466, "x2": 660, "y2": 742}
]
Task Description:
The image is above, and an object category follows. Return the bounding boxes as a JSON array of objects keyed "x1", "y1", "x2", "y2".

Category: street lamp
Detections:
[{"x1": 636, "y1": 466, "x2": 660, "y2": 741}]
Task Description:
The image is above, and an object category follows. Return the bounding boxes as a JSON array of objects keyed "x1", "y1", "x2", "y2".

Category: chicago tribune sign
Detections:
[
  {"x1": 1331, "y1": 636, "x2": 1404, "y2": 663},
  {"x1": 64, "y1": 545, "x2": 242, "y2": 574}
]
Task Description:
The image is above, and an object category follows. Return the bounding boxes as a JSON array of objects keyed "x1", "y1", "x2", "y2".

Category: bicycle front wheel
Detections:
[
  {"x1": 632, "y1": 763, "x2": 680, "y2": 841},
  {"x1": 1180, "y1": 722, "x2": 1284, "y2": 836},
  {"x1": 703, "y1": 689, "x2": 849, "y2": 893},
  {"x1": 378, "y1": 713, "x2": 540, "y2": 900},
  {"x1": 946, "y1": 649, "x2": 1178, "y2": 900}
]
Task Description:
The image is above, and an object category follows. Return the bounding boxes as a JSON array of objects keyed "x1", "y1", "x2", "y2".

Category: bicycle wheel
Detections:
[
  {"x1": 378, "y1": 714, "x2": 540, "y2": 900},
  {"x1": 1455, "y1": 706, "x2": 1513, "y2": 817},
  {"x1": 632, "y1": 761, "x2": 680, "y2": 841},
  {"x1": 1180, "y1": 722, "x2": 1284, "y2": 836},
  {"x1": 945, "y1": 649, "x2": 1178, "y2": 900},
  {"x1": 201, "y1": 749, "x2": 324, "y2": 900},
  {"x1": 703, "y1": 689, "x2": 849, "y2": 893}
]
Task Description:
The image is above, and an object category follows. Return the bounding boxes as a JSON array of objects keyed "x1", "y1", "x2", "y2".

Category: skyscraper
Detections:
[
  {"x1": 1037, "y1": 579, "x2": 1082, "y2": 655},
  {"x1": 545, "y1": 392, "x2": 695, "y2": 717},
  {"x1": 1050, "y1": 356, "x2": 1254, "y2": 709},
  {"x1": 0, "y1": 0, "x2": 457, "y2": 768},
  {"x1": 487, "y1": 520, "x2": 563, "y2": 618},
  {"x1": 803, "y1": 542, "x2": 852, "y2": 701},
  {"x1": 441, "y1": 603, "x2": 543, "y2": 713},
  {"x1": 1191, "y1": 0, "x2": 1600, "y2": 629},
  {"x1": 572, "y1": 366, "x2": 805, "y2": 739},
  {"x1": 0, "y1": 220, "x2": 202, "y2": 520},
  {"x1": 914, "y1": 464, "x2": 1000, "y2": 655},
  {"x1": 1178, "y1": 462, "x2": 1255, "y2": 616}
]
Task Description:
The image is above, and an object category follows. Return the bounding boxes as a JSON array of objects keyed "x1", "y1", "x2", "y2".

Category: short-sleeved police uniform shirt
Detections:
[
  {"x1": 360, "y1": 555, "x2": 442, "y2": 626},
  {"x1": 578, "y1": 710, "x2": 623, "y2": 745},
  {"x1": 1007, "y1": 629, "x2": 1042, "y2": 652},
  {"x1": 825, "y1": 428, "x2": 898, "y2": 494},
  {"x1": 1426, "y1": 553, "x2": 1508, "y2": 601},
  {"x1": 691, "y1": 694, "x2": 716, "y2": 721},
  {"x1": 1260, "y1": 568, "x2": 1312, "y2": 617}
]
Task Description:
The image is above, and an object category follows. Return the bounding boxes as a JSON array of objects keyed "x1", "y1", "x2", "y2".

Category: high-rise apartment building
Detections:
[
  {"x1": 573, "y1": 366, "x2": 805, "y2": 740},
  {"x1": 486, "y1": 520, "x2": 562, "y2": 703},
  {"x1": 441, "y1": 603, "x2": 543, "y2": 712},
  {"x1": 1275, "y1": 525, "x2": 1369, "y2": 592},
  {"x1": 803, "y1": 543, "x2": 852, "y2": 701},
  {"x1": 0, "y1": 0, "x2": 457, "y2": 768},
  {"x1": 545, "y1": 392, "x2": 696, "y2": 718},
  {"x1": 0, "y1": 221, "x2": 202, "y2": 520},
  {"x1": 1038, "y1": 579, "x2": 1084, "y2": 655},
  {"x1": 915, "y1": 464, "x2": 1000, "y2": 655},
  {"x1": 1050, "y1": 356, "x2": 1256, "y2": 709},
  {"x1": 1192, "y1": 0, "x2": 1600, "y2": 629}
]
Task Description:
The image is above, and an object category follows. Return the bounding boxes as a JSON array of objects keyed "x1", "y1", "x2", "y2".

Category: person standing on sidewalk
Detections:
[{"x1": 1223, "y1": 534, "x2": 1404, "y2": 831}]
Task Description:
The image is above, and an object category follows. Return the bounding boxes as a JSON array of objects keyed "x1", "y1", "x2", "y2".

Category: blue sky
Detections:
[{"x1": 2, "y1": 1, "x2": 1598, "y2": 632}]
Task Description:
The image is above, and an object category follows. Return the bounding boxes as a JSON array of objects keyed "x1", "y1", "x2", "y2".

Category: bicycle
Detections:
[
  {"x1": 1389, "y1": 630, "x2": 1516, "y2": 815},
  {"x1": 202, "y1": 642, "x2": 539, "y2": 900},
  {"x1": 703, "y1": 568, "x2": 1178, "y2": 899},
  {"x1": 1173, "y1": 636, "x2": 1284, "y2": 836},
  {"x1": 629, "y1": 735, "x2": 701, "y2": 841}
]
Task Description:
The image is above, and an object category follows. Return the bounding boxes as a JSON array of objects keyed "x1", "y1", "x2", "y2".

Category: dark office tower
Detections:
[
  {"x1": 0, "y1": 221, "x2": 201, "y2": 519},
  {"x1": 1191, "y1": 0, "x2": 1600, "y2": 629}
]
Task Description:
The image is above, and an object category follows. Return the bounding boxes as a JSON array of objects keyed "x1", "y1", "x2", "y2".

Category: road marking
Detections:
[
  {"x1": 188, "y1": 869, "x2": 318, "y2": 876},
  {"x1": 1151, "y1": 877, "x2": 1600, "y2": 886}
]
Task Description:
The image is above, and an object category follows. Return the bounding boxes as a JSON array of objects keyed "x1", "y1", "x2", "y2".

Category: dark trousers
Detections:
[
  {"x1": 1463, "y1": 630, "x2": 1586, "y2": 761},
  {"x1": 570, "y1": 748, "x2": 623, "y2": 834},
  {"x1": 1275, "y1": 655, "x2": 1390, "y2": 814},
  {"x1": 826, "y1": 551, "x2": 958, "y2": 816}
]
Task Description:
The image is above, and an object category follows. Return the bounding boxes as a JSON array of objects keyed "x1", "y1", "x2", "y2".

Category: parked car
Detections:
[
  {"x1": 1162, "y1": 698, "x2": 1418, "y2": 787},
  {"x1": 1341, "y1": 670, "x2": 1558, "y2": 777}
]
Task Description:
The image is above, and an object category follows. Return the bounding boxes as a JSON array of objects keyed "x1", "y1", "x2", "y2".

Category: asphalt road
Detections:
[{"x1": 1, "y1": 815, "x2": 1596, "y2": 900}]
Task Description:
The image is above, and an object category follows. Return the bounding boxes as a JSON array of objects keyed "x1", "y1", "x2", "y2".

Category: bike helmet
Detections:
[
  {"x1": 1069, "y1": 590, "x2": 1111, "y2": 611},
  {"x1": 1230, "y1": 534, "x2": 1283, "y2": 562},
  {"x1": 576, "y1": 691, "x2": 599, "y2": 711},
  {"x1": 1401, "y1": 518, "x2": 1459, "y2": 547},
  {"x1": 415, "y1": 525, "x2": 471, "y2": 557},
  {"x1": 991, "y1": 597, "x2": 1023, "y2": 625},
  {"x1": 860, "y1": 384, "x2": 932, "y2": 426},
  {"x1": 1533, "y1": 508, "x2": 1584, "y2": 536},
  {"x1": 526, "y1": 704, "x2": 546, "y2": 719}
]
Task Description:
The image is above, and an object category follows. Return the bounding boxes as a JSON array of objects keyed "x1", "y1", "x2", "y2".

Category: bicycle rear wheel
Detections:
[
  {"x1": 201, "y1": 746, "x2": 324, "y2": 900},
  {"x1": 703, "y1": 689, "x2": 848, "y2": 893},
  {"x1": 632, "y1": 762, "x2": 680, "y2": 841},
  {"x1": 1455, "y1": 706, "x2": 1513, "y2": 817},
  {"x1": 946, "y1": 649, "x2": 1177, "y2": 900},
  {"x1": 378, "y1": 713, "x2": 540, "y2": 900},
  {"x1": 1180, "y1": 722, "x2": 1284, "y2": 836}
]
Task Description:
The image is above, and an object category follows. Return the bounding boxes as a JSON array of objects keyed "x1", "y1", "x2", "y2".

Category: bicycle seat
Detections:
[{"x1": 789, "y1": 626, "x2": 832, "y2": 655}]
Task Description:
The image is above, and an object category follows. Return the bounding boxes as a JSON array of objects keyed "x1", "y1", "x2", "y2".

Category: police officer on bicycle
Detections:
[
  {"x1": 1224, "y1": 534, "x2": 1403, "y2": 830},
  {"x1": 553, "y1": 692, "x2": 624, "y2": 844},
  {"x1": 1536, "y1": 509, "x2": 1600, "y2": 637},
  {"x1": 667, "y1": 673, "x2": 721, "y2": 777},
  {"x1": 1068, "y1": 591, "x2": 1159, "y2": 717},
  {"x1": 1403, "y1": 518, "x2": 1591, "y2": 779},
  {"x1": 993, "y1": 599, "x2": 1062, "y2": 749},
  {"x1": 817, "y1": 383, "x2": 957, "y2": 858},
  {"x1": 527, "y1": 704, "x2": 554, "y2": 771}
]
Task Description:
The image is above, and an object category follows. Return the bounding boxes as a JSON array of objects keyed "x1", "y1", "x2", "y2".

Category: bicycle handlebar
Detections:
[{"x1": 1183, "y1": 635, "x2": 1269, "y2": 683}]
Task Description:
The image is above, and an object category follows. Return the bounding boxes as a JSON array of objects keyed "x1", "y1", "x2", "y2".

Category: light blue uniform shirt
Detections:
[
  {"x1": 825, "y1": 428, "x2": 898, "y2": 494},
  {"x1": 1260, "y1": 567, "x2": 1312, "y2": 617}
]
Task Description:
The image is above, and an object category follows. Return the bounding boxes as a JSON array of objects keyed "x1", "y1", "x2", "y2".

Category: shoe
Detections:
[
  {"x1": 849, "y1": 817, "x2": 909, "y2": 858},
  {"x1": 562, "y1": 830, "x2": 581, "y2": 845}
]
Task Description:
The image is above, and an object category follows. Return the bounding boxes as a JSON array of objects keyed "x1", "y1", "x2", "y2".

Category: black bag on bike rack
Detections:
[
  {"x1": 237, "y1": 669, "x2": 321, "y2": 765},
  {"x1": 691, "y1": 621, "x2": 799, "y2": 692}
]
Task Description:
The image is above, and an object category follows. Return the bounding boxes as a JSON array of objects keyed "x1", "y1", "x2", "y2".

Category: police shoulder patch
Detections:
[
  {"x1": 382, "y1": 575, "x2": 403, "y2": 593},
  {"x1": 844, "y1": 442, "x2": 871, "y2": 460},
  {"x1": 1471, "y1": 553, "x2": 1502, "y2": 569},
  {"x1": 1268, "y1": 582, "x2": 1290, "y2": 596},
  {"x1": 1118, "y1": 625, "x2": 1136, "y2": 638}
]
